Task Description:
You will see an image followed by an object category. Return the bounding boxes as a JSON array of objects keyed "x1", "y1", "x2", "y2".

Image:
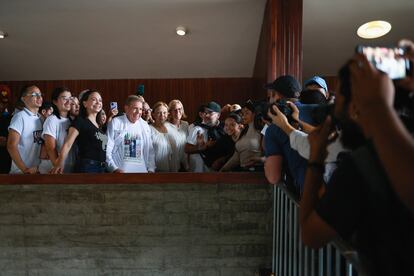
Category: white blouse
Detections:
[
  {"x1": 166, "y1": 121, "x2": 189, "y2": 170},
  {"x1": 150, "y1": 124, "x2": 180, "y2": 172}
]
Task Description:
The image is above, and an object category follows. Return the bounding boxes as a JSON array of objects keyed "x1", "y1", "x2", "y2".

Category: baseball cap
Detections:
[
  {"x1": 205, "y1": 101, "x2": 221, "y2": 113},
  {"x1": 304, "y1": 76, "x2": 328, "y2": 93},
  {"x1": 264, "y1": 75, "x2": 302, "y2": 98}
]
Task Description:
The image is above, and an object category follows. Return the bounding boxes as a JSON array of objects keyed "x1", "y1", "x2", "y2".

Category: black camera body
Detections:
[{"x1": 254, "y1": 99, "x2": 295, "y2": 124}]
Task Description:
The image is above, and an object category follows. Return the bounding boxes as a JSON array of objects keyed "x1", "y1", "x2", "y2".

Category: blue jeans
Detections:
[{"x1": 77, "y1": 159, "x2": 106, "y2": 173}]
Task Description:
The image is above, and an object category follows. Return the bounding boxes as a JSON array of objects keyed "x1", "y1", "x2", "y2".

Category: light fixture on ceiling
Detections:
[
  {"x1": 0, "y1": 31, "x2": 8, "y2": 39},
  {"x1": 176, "y1": 26, "x2": 187, "y2": 36},
  {"x1": 357, "y1": 20, "x2": 391, "y2": 39}
]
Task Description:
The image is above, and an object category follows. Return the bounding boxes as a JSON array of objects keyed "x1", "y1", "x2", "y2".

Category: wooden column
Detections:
[{"x1": 254, "y1": 0, "x2": 303, "y2": 91}]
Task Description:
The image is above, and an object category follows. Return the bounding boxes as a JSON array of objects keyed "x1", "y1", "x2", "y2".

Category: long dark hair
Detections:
[
  {"x1": 51, "y1": 87, "x2": 71, "y2": 120},
  {"x1": 79, "y1": 89, "x2": 102, "y2": 119},
  {"x1": 242, "y1": 100, "x2": 262, "y2": 132}
]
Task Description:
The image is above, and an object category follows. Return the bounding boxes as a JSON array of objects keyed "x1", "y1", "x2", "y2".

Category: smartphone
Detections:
[
  {"x1": 356, "y1": 45, "x2": 411, "y2": 80},
  {"x1": 110, "y1": 102, "x2": 118, "y2": 110}
]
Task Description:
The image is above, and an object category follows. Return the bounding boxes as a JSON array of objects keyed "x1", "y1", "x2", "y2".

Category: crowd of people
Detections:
[{"x1": 0, "y1": 39, "x2": 413, "y2": 275}]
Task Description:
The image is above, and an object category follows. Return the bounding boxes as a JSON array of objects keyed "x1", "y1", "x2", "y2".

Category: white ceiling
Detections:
[
  {"x1": 0, "y1": 0, "x2": 266, "y2": 81},
  {"x1": 0, "y1": 0, "x2": 413, "y2": 81},
  {"x1": 303, "y1": 0, "x2": 414, "y2": 79}
]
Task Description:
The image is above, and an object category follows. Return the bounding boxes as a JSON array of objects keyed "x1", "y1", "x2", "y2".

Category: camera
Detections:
[
  {"x1": 356, "y1": 45, "x2": 411, "y2": 80},
  {"x1": 312, "y1": 103, "x2": 335, "y2": 126},
  {"x1": 255, "y1": 99, "x2": 295, "y2": 124}
]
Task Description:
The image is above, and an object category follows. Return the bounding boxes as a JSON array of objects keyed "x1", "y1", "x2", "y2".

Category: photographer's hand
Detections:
[
  {"x1": 308, "y1": 116, "x2": 332, "y2": 164},
  {"x1": 268, "y1": 105, "x2": 295, "y2": 135},
  {"x1": 396, "y1": 39, "x2": 414, "y2": 91},
  {"x1": 350, "y1": 53, "x2": 395, "y2": 134},
  {"x1": 287, "y1": 101, "x2": 300, "y2": 122}
]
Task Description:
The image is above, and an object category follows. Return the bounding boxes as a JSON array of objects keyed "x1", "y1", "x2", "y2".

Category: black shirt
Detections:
[
  {"x1": 71, "y1": 117, "x2": 107, "y2": 162},
  {"x1": 202, "y1": 134, "x2": 235, "y2": 167},
  {"x1": 316, "y1": 149, "x2": 414, "y2": 276}
]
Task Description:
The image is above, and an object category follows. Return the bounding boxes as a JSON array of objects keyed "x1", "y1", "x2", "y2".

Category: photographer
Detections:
[
  {"x1": 300, "y1": 60, "x2": 414, "y2": 276},
  {"x1": 267, "y1": 102, "x2": 344, "y2": 183},
  {"x1": 263, "y1": 75, "x2": 316, "y2": 193},
  {"x1": 349, "y1": 41, "x2": 414, "y2": 213}
]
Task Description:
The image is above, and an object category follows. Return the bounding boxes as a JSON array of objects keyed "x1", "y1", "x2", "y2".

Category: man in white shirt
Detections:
[
  {"x1": 7, "y1": 85, "x2": 43, "y2": 174},
  {"x1": 106, "y1": 95, "x2": 155, "y2": 173}
]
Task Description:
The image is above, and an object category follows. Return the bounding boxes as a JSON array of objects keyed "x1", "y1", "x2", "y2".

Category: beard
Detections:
[{"x1": 339, "y1": 117, "x2": 367, "y2": 150}]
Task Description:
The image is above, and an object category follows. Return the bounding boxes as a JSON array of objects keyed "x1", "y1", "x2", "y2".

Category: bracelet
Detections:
[{"x1": 307, "y1": 161, "x2": 325, "y2": 173}]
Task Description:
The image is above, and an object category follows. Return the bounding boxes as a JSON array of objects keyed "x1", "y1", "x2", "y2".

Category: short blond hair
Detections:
[
  {"x1": 152, "y1": 101, "x2": 168, "y2": 113},
  {"x1": 168, "y1": 99, "x2": 187, "y2": 119}
]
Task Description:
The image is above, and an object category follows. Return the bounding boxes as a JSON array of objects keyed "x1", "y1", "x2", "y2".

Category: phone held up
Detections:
[
  {"x1": 356, "y1": 45, "x2": 411, "y2": 80},
  {"x1": 110, "y1": 102, "x2": 118, "y2": 111}
]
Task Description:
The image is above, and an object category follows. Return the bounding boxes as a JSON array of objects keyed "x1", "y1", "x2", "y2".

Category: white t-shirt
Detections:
[
  {"x1": 150, "y1": 124, "x2": 180, "y2": 172},
  {"x1": 106, "y1": 115, "x2": 155, "y2": 173},
  {"x1": 289, "y1": 129, "x2": 346, "y2": 183},
  {"x1": 186, "y1": 123, "x2": 209, "y2": 172},
  {"x1": 8, "y1": 108, "x2": 43, "y2": 174},
  {"x1": 41, "y1": 114, "x2": 75, "y2": 173}
]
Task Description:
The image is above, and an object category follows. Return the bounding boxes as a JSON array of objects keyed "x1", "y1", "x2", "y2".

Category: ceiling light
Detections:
[
  {"x1": 176, "y1": 26, "x2": 186, "y2": 36},
  {"x1": 0, "y1": 31, "x2": 7, "y2": 39},
  {"x1": 357, "y1": 20, "x2": 391, "y2": 39}
]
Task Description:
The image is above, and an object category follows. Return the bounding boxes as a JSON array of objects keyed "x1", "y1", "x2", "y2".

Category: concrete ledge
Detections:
[
  {"x1": 0, "y1": 172, "x2": 267, "y2": 185},
  {"x1": 0, "y1": 176, "x2": 272, "y2": 275}
]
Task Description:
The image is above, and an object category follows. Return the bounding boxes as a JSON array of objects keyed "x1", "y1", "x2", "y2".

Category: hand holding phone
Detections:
[
  {"x1": 356, "y1": 45, "x2": 411, "y2": 80},
  {"x1": 110, "y1": 102, "x2": 118, "y2": 111}
]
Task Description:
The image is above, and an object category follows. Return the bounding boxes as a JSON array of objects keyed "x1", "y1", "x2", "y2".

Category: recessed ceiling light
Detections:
[
  {"x1": 357, "y1": 20, "x2": 391, "y2": 39},
  {"x1": 176, "y1": 26, "x2": 187, "y2": 36},
  {"x1": 0, "y1": 31, "x2": 7, "y2": 39}
]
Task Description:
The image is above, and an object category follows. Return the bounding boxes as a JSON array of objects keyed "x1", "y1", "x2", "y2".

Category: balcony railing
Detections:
[{"x1": 272, "y1": 184, "x2": 367, "y2": 276}]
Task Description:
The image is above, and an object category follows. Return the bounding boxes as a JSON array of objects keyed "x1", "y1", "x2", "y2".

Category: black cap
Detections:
[
  {"x1": 264, "y1": 75, "x2": 302, "y2": 98},
  {"x1": 205, "y1": 101, "x2": 221, "y2": 113}
]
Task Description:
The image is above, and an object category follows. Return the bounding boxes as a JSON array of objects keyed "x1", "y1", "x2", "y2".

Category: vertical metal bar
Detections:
[
  {"x1": 272, "y1": 185, "x2": 277, "y2": 274},
  {"x1": 319, "y1": 248, "x2": 324, "y2": 276},
  {"x1": 311, "y1": 249, "x2": 315, "y2": 276},
  {"x1": 278, "y1": 190, "x2": 284, "y2": 276},
  {"x1": 327, "y1": 244, "x2": 332, "y2": 275},
  {"x1": 284, "y1": 193, "x2": 288, "y2": 276},
  {"x1": 293, "y1": 203, "x2": 298, "y2": 276},
  {"x1": 299, "y1": 228, "x2": 303, "y2": 276},
  {"x1": 288, "y1": 202, "x2": 292, "y2": 276},
  {"x1": 304, "y1": 246, "x2": 308, "y2": 276},
  {"x1": 277, "y1": 187, "x2": 282, "y2": 276},
  {"x1": 335, "y1": 249, "x2": 341, "y2": 276},
  {"x1": 346, "y1": 262, "x2": 353, "y2": 276}
]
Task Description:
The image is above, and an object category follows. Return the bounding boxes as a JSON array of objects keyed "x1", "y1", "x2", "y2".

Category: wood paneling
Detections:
[
  {"x1": 0, "y1": 172, "x2": 267, "y2": 185},
  {"x1": 253, "y1": 0, "x2": 303, "y2": 92},
  {"x1": 1, "y1": 78, "x2": 257, "y2": 121}
]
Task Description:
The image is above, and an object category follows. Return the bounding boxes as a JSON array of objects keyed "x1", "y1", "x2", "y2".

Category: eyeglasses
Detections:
[
  {"x1": 26, "y1": 92, "x2": 43, "y2": 98},
  {"x1": 59, "y1": 96, "x2": 74, "y2": 102},
  {"x1": 143, "y1": 108, "x2": 152, "y2": 112}
]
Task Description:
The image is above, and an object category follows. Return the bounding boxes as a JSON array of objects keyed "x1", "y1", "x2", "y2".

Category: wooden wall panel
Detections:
[
  {"x1": 1, "y1": 78, "x2": 259, "y2": 122},
  {"x1": 253, "y1": 0, "x2": 303, "y2": 94}
]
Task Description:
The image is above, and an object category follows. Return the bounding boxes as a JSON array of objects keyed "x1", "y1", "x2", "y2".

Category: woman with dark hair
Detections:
[
  {"x1": 39, "y1": 87, "x2": 75, "y2": 173},
  {"x1": 205, "y1": 112, "x2": 243, "y2": 171},
  {"x1": 51, "y1": 90, "x2": 107, "y2": 173},
  {"x1": 220, "y1": 101, "x2": 263, "y2": 171},
  {"x1": 7, "y1": 85, "x2": 43, "y2": 174}
]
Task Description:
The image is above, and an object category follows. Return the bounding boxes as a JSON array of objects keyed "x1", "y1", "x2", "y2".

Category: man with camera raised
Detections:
[{"x1": 263, "y1": 75, "x2": 315, "y2": 194}]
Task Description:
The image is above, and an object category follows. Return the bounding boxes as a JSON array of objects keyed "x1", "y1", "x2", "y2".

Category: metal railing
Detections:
[{"x1": 272, "y1": 184, "x2": 367, "y2": 276}]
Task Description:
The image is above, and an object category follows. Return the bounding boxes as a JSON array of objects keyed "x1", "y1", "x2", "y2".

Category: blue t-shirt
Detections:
[{"x1": 264, "y1": 102, "x2": 315, "y2": 192}]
